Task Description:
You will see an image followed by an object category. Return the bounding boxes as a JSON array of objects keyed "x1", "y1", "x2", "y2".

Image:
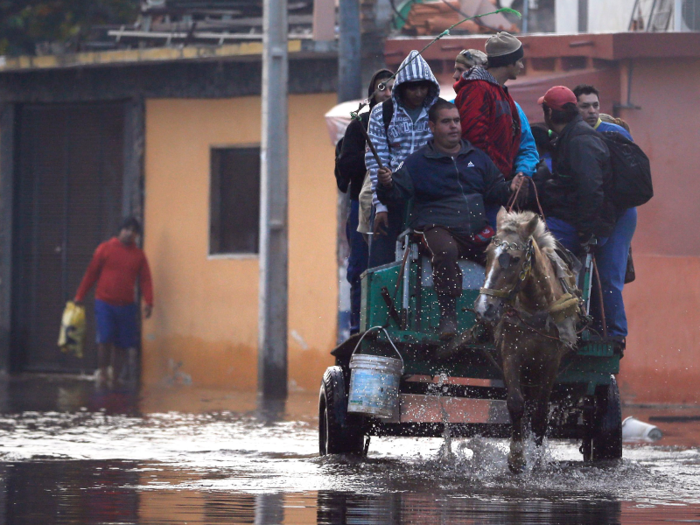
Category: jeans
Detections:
[
  {"x1": 546, "y1": 209, "x2": 637, "y2": 338},
  {"x1": 591, "y1": 207, "x2": 637, "y2": 338},
  {"x1": 346, "y1": 199, "x2": 369, "y2": 334},
  {"x1": 368, "y1": 204, "x2": 404, "y2": 268}
]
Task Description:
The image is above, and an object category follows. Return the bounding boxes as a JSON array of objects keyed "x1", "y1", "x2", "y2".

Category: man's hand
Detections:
[
  {"x1": 578, "y1": 233, "x2": 598, "y2": 253},
  {"x1": 144, "y1": 304, "x2": 153, "y2": 319},
  {"x1": 510, "y1": 172, "x2": 526, "y2": 192},
  {"x1": 377, "y1": 167, "x2": 393, "y2": 187},
  {"x1": 373, "y1": 211, "x2": 389, "y2": 236}
]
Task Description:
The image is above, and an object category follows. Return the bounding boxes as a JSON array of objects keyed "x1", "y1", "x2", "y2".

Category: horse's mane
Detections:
[{"x1": 498, "y1": 210, "x2": 557, "y2": 254}]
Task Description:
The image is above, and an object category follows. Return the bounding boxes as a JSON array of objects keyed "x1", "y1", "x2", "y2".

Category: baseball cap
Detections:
[{"x1": 537, "y1": 86, "x2": 577, "y2": 111}]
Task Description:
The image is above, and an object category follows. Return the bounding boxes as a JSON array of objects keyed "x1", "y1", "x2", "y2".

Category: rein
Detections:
[{"x1": 480, "y1": 235, "x2": 579, "y2": 344}]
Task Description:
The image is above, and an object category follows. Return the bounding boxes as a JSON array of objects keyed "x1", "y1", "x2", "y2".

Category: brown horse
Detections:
[{"x1": 474, "y1": 208, "x2": 580, "y2": 473}]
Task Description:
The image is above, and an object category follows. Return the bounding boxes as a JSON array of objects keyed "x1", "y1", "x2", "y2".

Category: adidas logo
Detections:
[{"x1": 467, "y1": 161, "x2": 475, "y2": 167}]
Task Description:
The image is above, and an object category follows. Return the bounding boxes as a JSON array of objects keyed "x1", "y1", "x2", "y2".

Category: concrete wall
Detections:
[
  {"x1": 616, "y1": 58, "x2": 700, "y2": 404},
  {"x1": 142, "y1": 95, "x2": 338, "y2": 391}
]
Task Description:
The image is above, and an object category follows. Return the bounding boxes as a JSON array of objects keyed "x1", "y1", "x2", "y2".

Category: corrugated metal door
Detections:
[{"x1": 13, "y1": 102, "x2": 125, "y2": 373}]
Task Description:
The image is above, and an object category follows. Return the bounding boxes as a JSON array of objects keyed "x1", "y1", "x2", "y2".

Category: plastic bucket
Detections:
[
  {"x1": 622, "y1": 416, "x2": 663, "y2": 442},
  {"x1": 348, "y1": 354, "x2": 403, "y2": 419}
]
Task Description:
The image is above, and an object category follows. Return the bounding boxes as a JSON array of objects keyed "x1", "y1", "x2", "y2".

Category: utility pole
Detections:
[
  {"x1": 259, "y1": 0, "x2": 289, "y2": 399},
  {"x1": 338, "y1": 0, "x2": 362, "y2": 103}
]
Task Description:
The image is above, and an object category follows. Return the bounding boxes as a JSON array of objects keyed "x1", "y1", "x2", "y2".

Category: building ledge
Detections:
[{"x1": 0, "y1": 39, "x2": 338, "y2": 73}]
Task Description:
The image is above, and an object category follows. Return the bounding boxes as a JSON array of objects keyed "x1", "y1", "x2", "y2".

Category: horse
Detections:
[{"x1": 474, "y1": 208, "x2": 581, "y2": 473}]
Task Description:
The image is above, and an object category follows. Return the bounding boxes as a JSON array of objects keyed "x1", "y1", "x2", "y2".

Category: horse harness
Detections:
[
  {"x1": 479, "y1": 236, "x2": 581, "y2": 343},
  {"x1": 479, "y1": 236, "x2": 535, "y2": 303}
]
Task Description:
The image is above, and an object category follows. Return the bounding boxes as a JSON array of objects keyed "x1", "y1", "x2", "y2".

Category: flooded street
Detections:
[{"x1": 1, "y1": 376, "x2": 700, "y2": 524}]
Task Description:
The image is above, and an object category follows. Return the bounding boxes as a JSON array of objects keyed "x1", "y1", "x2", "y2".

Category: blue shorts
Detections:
[{"x1": 94, "y1": 299, "x2": 139, "y2": 349}]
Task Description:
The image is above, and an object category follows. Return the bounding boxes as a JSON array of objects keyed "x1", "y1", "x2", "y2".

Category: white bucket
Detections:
[
  {"x1": 622, "y1": 416, "x2": 663, "y2": 442},
  {"x1": 348, "y1": 353, "x2": 403, "y2": 419}
]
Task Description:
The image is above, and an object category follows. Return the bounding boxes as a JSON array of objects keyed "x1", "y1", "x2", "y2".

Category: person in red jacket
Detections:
[
  {"x1": 75, "y1": 217, "x2": 153, "y2": 386},
  {"x1": 454, "y1": 31, "x2": 523, "y2": 179}
]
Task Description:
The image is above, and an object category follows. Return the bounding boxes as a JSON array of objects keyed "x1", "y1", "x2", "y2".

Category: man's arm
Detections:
[
  {"x1": 376, "y1": 163, "x2": 414, "y2": 205},
  {"x1": 74, "y1": 244, "x2": 105, "y2": 302},
  {"x1": 513, "y1": 103, "x2": 539, "y2": 177},
  {"x1": 455, "y1": 84, "x2": 493, "y2": 155},
  {"x1": 365, "y1": 102, "x2": 392, "y2": 214},
  {"x1": 481, "y1": 154, "x2": 521, "y2": 206},
  {"x1": 568, "y1": 135, "x2": 607, "y2": 236}
]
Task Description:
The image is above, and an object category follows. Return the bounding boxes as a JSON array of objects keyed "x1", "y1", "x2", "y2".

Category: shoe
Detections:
[{"x1": 437, "y1": 294, "x2": 458, "y2": 341}]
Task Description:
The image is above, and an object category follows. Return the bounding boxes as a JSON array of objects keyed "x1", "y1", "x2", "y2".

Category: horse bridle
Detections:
[{"x1": 479, "y1": 237, "x2": 535, "y2": 303}]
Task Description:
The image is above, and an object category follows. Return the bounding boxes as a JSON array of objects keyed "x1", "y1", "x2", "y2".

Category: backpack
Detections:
[
  {"x1": 334, "y1": 136, "x2": 348, "y2": 193},
  {"x1": 600, "y1": 131, "x2": 653, "y2": 209}
]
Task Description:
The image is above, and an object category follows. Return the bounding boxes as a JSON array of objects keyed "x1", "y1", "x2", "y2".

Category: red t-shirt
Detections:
[{"x1": 75, "y1": 237, "x2": 154, "y2": 306}]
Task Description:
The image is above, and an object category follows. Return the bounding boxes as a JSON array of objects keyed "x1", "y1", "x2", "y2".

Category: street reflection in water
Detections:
[{"x1": 1, "y1": 375, "x2": 700, "y2": 524}]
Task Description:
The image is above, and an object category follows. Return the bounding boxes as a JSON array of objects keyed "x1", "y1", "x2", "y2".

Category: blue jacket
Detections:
[
  {"x1": 514, "y1": 102, "x2": 540, "y2": 177},
  {"x1": 377, "y1": 140, "x2": 513, "y2": 235},
  {"x1": 595, "y1": 119, "x2": 633, "y2": 141}
]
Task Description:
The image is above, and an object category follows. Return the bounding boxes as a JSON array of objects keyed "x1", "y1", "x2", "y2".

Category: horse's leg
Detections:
[
  {"x1": 530, "y1": 357, "x2": 561, "y2": 457},
  {"x1": 502, "y1": 343, "x2": 526, "y2": 473}
]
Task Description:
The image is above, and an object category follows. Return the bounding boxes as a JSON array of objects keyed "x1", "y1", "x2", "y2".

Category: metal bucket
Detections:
[{"x1": 348, "y1": 353, "x2": 403, "y2": 419}]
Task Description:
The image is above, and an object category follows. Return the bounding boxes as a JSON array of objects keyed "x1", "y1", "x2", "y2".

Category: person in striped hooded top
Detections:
[{"x1": 365, "y1": 50, "x2": 441, "y2": 267}]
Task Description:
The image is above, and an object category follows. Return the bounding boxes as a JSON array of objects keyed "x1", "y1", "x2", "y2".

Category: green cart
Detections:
[{"x1": 319, "y1": 234, "x2": 624, "y2": 460}]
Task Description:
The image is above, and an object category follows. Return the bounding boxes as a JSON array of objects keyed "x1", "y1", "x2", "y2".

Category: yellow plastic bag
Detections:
[{"x1": 58, "y1": 301, "x2": 86, "y2": 358}]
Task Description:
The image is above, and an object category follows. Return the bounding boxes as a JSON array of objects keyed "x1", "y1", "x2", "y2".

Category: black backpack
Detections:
[
  {"x1": 333, "y1": 136, "x2": 348, "y2": 193},
  {"x1": 600, "y1": 131, "x2": 653, "y2": 209}
]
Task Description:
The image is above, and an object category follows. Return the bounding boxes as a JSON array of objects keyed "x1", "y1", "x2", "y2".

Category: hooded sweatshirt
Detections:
[
  {"x1": 365, "y1": 51, "x2": 440, "y2": 213},
  {"x1": 454, "y1": 66, "x2": 521, "y2": 178}
]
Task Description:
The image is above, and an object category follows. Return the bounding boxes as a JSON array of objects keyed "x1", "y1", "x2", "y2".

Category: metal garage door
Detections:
[{"x1": 12, "y1": 102, "x2": 125, "y2": 373}]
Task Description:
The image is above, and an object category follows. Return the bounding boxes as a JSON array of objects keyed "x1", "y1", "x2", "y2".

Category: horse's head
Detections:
[{"x1": 475, "y1": 208, "x2": 540, "y2": 324}]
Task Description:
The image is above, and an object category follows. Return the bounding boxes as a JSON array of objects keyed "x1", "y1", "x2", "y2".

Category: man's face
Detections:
[
  {"x1": 429, "y1": 107, "x2": 461, "y2": 150},
  {"x1": 402, "y1": 82, "x2": 430, "y2": 109},
  {"x1": 374, "y1": 78, "x2": 394, "y2": 104},
  {"x1": 543, "y1": 106, "x2": 554, "y2": 131},
  {"x1": 505, "y1": 59, "x2": 524, "y2": 81},
  {"x1": 118, "y1": 228, "x2": 138, "y2": 245},
  {"x1": 453, "y1": 62, "x2": 468, "y2": 82},
  {"x1": 577, "y1": 93, "x2": 600, "y2": 127}
]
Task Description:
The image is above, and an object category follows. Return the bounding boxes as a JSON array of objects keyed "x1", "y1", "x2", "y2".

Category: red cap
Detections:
[{"x1": 537, "y1": 86, "x2": 577, "y2": 111}]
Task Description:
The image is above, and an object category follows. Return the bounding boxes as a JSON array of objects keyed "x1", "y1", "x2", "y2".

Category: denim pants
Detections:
[
  {"x1": 591, "y1": 207, "x2": 637, "y2": 338},
  {"x1": 546, "y1": 209, "x2": 637, "y2": 338},
  {"x1": 368, "y1": 204, "x2": 404, "y2": 269},
  {"x1": 346, "y1": 199, "x2": 369, "y2": 334}
]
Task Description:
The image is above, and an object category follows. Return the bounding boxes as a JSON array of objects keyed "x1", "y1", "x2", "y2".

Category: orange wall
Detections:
[
  {"x1": 142, "y1": 95, "x2": 337, "y2": 391},
  {"x1": 616, "y1": 58, "x2": 700, "y2": 403}
]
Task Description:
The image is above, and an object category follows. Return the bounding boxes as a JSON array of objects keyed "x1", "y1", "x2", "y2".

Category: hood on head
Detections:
[
  {"x1": 367, "y1": 68, "x2": 394, "y2": 108},
  {"x1": 393, "y1": 50, "x2": 440, "y2": 108}
]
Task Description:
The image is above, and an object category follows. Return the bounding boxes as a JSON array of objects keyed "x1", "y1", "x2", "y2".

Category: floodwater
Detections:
[{"x1": 1, "y1": 376, "x2": 700, "y2": 524}]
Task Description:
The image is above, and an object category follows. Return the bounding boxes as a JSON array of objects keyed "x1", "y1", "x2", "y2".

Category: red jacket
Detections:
[
  {"x1": 454, "y1": 67, "x2": 521, "y2": 178},
  {"x1": 75, "y1": 237, "x2": 154, "y2": 306}
]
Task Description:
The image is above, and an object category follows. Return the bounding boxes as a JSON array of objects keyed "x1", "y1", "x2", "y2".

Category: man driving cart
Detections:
[{"x1": 376, "y1": 100, "x2": 525, "y2": 340}]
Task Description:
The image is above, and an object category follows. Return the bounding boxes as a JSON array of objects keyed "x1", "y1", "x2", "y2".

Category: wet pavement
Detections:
[{"x1": 1, "y1": 375, "x2": 700, "y2": 524}]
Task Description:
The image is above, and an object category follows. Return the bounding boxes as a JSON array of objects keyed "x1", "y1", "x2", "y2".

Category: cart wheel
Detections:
[
  {"x1": 318, "y1": 366, "x2": 364, "y2": 456},
  {"x1": 583, "y1": 375, "x2": 622, "y2": 461}
]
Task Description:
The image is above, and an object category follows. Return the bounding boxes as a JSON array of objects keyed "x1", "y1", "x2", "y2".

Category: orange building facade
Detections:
[{"x1": 142, "y1": 95, "x2": 338, "y2": 391}]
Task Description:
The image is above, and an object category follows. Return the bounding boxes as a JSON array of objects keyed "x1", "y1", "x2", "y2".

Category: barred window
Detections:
[{"x1": 209, "y1": 146, "x2": 260, "y2": 255}]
